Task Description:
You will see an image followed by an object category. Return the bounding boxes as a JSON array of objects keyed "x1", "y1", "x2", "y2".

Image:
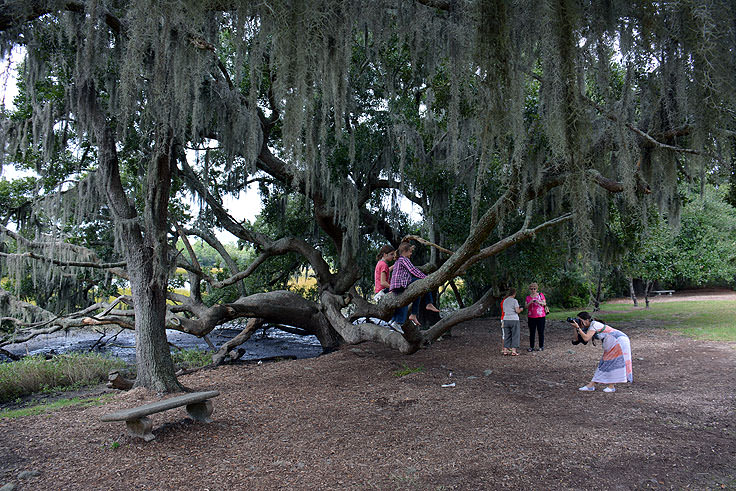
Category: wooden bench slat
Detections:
[{"x1": 100, "y1": 390, "x2": 220, "y2": 422}]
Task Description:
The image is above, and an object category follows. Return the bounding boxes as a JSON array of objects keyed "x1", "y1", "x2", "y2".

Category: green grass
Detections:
[
  {"x1": 393, "y1": 363, "x2": 424, "y2": 378},
  {"x1": 548, "y1": 299, "x2": 736, "y2": 342},
  {"x1": 0, "y1": 394, "x2": 112, "y2": 419},
  {"x1": 171, "y1": 348, "x2": 213, "y2": 370},
  {"x1": 0, "y1": 352, "x2": 127, "y2": 403}
]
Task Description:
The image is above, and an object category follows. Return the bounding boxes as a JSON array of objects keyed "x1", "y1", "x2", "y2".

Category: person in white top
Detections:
[{"x1": 500, "y1": 288, "x2": 523, "y2": 356}]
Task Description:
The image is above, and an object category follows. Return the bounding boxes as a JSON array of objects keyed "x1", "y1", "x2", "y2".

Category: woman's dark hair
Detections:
[
  {"x1": 577, "y1": 311, "x2": 592, "y2": 321},
  {"x1": 376, "y1": 245, "x2": 395, "y2": 261},
  {"x1": 573, "y1": 311, "x2": 597, "y2": 346},
  {"x1": 506, "y1": 287, "x2": 516, "y2": 297},
  {"x1": 577, "y1": 311, "x2": 604, "y2": 324}
]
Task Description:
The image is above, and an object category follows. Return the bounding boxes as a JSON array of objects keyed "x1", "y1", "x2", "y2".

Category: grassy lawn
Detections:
[
  {"x1": 548, "y1": 299, "x2": 736, "y2": 342},
  {"x1": 0, "y1": 394, "x2": 112, "y2": 419}
]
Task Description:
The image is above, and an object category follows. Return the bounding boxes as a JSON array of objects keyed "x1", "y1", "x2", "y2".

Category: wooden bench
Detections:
[
  {"x1": 100, "y1": 390, "x2": 220, "y2": 441},
  {"x1": 652, "y1": 290, "x2": 675, "y2": 295}
]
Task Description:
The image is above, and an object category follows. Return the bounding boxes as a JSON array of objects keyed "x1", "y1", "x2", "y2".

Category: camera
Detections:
[{"x1": 569, "y1": 317, "x2": 591, "y2": 345}]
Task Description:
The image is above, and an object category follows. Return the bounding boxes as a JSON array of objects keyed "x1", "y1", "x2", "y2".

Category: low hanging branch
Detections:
[
  {"x1": 0, "y1": 251, "x2": 127, "y2": 269},
  {"x1": 211, "y1": 317, "x2": 263, "y2": 365},
  {"x1": 583, "y1": 95, "x2": 720, "y2": 162},
  {"x1": 456, "y1": 213, "x2": 573, "y2": 275}
]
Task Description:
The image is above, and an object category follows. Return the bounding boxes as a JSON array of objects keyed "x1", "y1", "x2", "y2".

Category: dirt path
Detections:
[
  {"x1": 1, "y1": 317, "x2": 735, "y2": 489},
  {"x1": 607, "y1": 287, "x2": 736, "y2": 304}
]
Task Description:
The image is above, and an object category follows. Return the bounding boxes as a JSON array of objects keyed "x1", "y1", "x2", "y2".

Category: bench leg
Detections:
[
  {"x1": 186, "y1": 400, "x2": 214, "y2": 423},
  {"x1": 125, "y1": 417, "x2": 155, "y2": 441}
]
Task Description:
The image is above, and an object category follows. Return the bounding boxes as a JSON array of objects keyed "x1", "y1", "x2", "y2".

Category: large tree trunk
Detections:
[
  {"x1": 131, "y1": 134, "x2": 181, "y2": 392},
  {"x1": 128, "y1": 249, "x2": 181, "y2": 391},
  {"x1": 94, "y1": 108, "x2": 181, "y2": 392}
]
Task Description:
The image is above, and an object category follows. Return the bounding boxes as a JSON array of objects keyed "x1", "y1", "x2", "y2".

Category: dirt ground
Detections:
[{"x1": 1, "y1": 293, "x2": 735, "y2": 490}]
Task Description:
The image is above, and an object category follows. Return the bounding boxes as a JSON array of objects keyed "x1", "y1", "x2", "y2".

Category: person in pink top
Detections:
[
  {"x1": 525, "y1": 282, "x2": 547, "y2": 351},
  {"x1": 373, "y1": 245, "x2": 395, "y2": 302}
]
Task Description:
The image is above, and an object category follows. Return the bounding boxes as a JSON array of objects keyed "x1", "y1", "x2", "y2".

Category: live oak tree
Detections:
[{"x1": 1, "y1": 0, "x2": 734, "y2": 391}]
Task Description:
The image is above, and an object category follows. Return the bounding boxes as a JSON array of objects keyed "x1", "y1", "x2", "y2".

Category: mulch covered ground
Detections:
[{"x1": 1, "y1": 311, "x2": 735, "y2": 489}]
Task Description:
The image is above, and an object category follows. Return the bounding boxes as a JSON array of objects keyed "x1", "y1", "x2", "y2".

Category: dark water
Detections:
[{"x1": 1, "y1": 322, "x2": 324, "y2": 364}]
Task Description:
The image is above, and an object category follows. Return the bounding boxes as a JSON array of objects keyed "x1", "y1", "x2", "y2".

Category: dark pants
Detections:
[
  {"x1": 528, "y1": 316, "x2": 546, "y2": 349},
  {"x1": 391, "y1": 278, "x2": 435, "y2": 325}
]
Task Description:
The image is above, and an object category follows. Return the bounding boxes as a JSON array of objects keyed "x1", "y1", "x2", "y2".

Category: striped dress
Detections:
[{"x1": 590, "y1": 321, "x2": 633, "y2": 384}]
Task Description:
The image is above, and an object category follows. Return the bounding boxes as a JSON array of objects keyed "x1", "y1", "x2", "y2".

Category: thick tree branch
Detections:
[
  {"x1": 0, "y1": 251, "x2": 126, "y2": 269},
  {"x1": 456, "y1": 213, "x2": 573, "y2": 275},
  {"x1": 211, "y1": 317, "x2": 263, "y2": 365},
  {"x1": 320, "y1": 291, "x2": 417, "y2": 353},
  {"x1": 177, "y1": 150, "x2": 336, "y2": 287},
  {"x1": 0, "y1": 0, "x2": 125, "y2": 34}
]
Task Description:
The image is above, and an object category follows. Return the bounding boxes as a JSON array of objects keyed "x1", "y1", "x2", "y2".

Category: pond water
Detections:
[{"x1": 1, "y1": 322, "x2": 324, "y2": 364}]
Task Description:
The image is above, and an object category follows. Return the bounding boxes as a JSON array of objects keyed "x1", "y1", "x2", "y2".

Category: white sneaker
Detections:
[
  {"x1": 603, "y1": 387, "x2": 616, "y2": 393},
  {"x1": 578, "y1": 386, "x2": 595, "y2": 391},
  {"x1": 389, "y1": 321, "x2": 404, "y2": 334}
]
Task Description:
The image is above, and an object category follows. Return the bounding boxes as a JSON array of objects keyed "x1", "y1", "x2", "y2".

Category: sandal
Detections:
[
  {"x1": 510, "y1": 350, "x2": 519, "y2": 356},
  {"x1": 501, "y1": 349, "x2": 510, "y2": 356}
]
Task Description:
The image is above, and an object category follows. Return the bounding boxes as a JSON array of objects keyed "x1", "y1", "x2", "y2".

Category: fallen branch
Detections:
[{"x1": 211, "y1": 318, "x2": 263, "y2": 365}]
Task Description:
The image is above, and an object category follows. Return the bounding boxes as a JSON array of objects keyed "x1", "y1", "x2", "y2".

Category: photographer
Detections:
[{"x1": 569, "y1": 312, "x2": 633, "y2": 393}]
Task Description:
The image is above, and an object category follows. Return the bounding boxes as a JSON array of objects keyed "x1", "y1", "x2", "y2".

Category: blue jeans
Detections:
[{"x1": 391, "y1": 277, "x2": 435, "y2": 325}]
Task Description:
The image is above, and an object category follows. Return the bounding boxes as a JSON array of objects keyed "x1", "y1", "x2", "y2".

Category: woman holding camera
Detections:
[{"x1": 570, "y1": 311, "x2": 632, "y2": 392}]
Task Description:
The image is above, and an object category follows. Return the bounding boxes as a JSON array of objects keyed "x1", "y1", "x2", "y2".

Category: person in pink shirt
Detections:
[
  {"x1": 373, "y1": 245, "x2": 395, "y2": 302},
  {"x1": 525, "y1": 282, "x2": 547, "y2": 351}
]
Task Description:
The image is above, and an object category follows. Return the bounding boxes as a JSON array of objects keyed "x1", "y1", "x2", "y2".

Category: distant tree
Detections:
[{"x1": 672, "y1": 186, "x2": 736, "y2": 288}]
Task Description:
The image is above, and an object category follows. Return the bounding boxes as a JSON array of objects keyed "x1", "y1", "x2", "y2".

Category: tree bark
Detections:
[
  {"x1": 628, "y1": 277, "x2": 638, "y2": 307},
  {"x1": 92, "y1": 98, "x2": 181, "y2": 392},
  {"x1": 593, "y1": 271, "x2": 603, "y2": 311}
]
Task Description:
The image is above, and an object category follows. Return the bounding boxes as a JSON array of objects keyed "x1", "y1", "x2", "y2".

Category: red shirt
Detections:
[{"x1": 374, "y1": 260, "x2": 390, "y2": 293}]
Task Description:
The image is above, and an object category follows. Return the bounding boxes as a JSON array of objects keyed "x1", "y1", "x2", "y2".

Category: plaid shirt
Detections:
[{"x1": 389, "y1": 256, "x2": 426, "y2": 290}]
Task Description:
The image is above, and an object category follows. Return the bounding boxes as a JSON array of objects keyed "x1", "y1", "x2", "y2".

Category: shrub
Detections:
[
  {"x1": 170, "y1": 348, "x2": 213, "y2": 370},
  {"x1": 0, "y1": 352, "x2": 127, "y2": 403}
]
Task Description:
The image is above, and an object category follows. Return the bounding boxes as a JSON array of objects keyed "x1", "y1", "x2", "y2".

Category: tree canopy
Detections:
[{"x1": 1, "y1": 0, "x2": 734, "y2": 390}]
